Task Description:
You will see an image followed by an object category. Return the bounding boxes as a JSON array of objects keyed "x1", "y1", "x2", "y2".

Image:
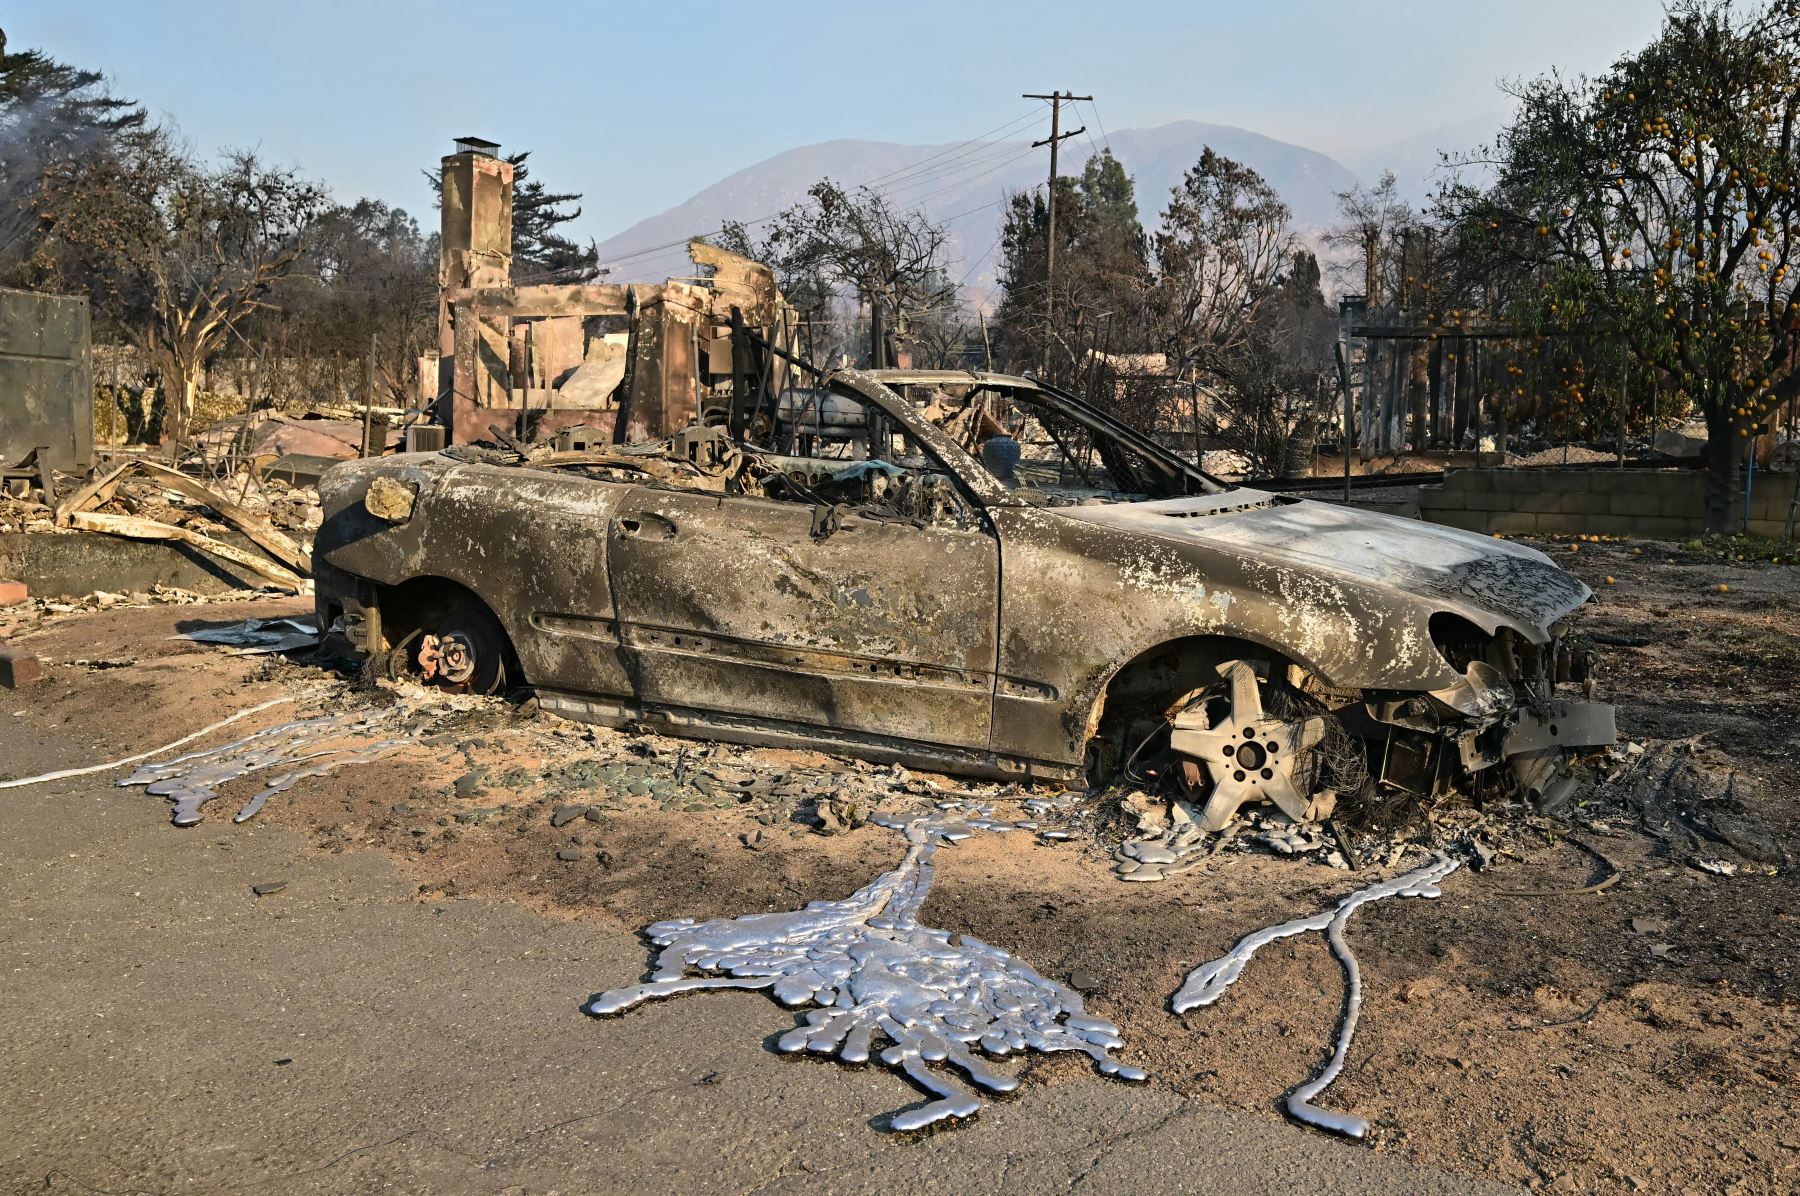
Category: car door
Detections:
[{"x1": 606, "y1": 478, "x2": 1000, "y2": 753}]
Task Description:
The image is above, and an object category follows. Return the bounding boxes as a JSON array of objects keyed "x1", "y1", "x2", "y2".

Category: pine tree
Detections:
[{"x1": 0, "y1": 30, "x2": 146, "y2": 272}]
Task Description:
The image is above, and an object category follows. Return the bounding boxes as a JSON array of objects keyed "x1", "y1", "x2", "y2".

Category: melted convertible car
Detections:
[{"x1": 315, "y1": 369, "x2": 1613, "y2": 829}]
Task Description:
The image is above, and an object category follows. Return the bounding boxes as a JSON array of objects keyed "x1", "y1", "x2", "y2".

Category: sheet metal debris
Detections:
[
  {"x1": 1171, "y1": 853, "x2": 1461, "y2": 1139},
  {"x1": 586, "y1": 804, "x2": 1146, "y2": 1130},
  {"x1": 177, "y1": 616, "x2": 320, "y2": 655}
]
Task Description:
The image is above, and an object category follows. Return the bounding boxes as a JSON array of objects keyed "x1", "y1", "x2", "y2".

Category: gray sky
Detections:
[{"x1": 9, "y1": 0, "x2": 1669, "y2": 242}]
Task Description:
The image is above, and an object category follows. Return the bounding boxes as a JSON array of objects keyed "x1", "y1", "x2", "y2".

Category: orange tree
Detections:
[{"x1": 1438, "y1": 0, "x2": 1800, "y2": 530}]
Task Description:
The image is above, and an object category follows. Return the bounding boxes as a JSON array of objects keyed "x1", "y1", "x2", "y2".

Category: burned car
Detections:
[{"x1": 314, "y1": 368, "x2": 1613, "y2": 830}]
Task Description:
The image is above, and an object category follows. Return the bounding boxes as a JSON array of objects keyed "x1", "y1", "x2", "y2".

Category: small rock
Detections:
[
  {"x1": 1067, "y1": 968, "x2": 1099, "y2": 992},
  {"x1": 251, "y1": 881, "x2": 287, "y2": 897},
  {"x1": 1630, "y1": 916, "x2": 1671, "y2": 936},
  {"x1": 453, "y1": 768, "x2": 488, "y2": 799},
  {"x1": 550, "y1": 804, "x2": 589, "y2": 828},
  {"x1": 555, "y1": 848, "x2": 585, "y2": 862},
  {"x1": 583, "y1": 807, "x2": 605, "y2": 823},
  {"x1": 1120, "y1": 791, "x2": 1168, "y2": 835}
]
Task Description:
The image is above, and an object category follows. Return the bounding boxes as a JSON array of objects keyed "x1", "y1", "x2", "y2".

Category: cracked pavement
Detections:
[{"x1": 1, "y1": 715, "x2": 1513, "y2": 1195}]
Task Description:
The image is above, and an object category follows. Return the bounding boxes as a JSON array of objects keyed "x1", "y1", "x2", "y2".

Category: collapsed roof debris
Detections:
[
  {"x1": 586, "y1": 803, "x2": 1147, "y2": 1131},
  {"x1": 1171, "y1": 853, "x2": 1462, "y2": 1139}
]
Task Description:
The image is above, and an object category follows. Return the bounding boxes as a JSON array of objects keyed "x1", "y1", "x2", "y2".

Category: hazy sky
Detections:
[{"x1": 9, "y1": 1, "x2": 1668, "y2": 244}]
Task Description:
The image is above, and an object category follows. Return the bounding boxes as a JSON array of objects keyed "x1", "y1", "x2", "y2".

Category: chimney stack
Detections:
[{"x1": 439, "y1": 136, "x2": 513, "y2": 294}]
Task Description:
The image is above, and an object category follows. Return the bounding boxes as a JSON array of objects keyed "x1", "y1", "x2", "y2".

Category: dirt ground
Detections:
[{"x1": 2, "y1": 536, "x2": 1797, "y2": 1193}]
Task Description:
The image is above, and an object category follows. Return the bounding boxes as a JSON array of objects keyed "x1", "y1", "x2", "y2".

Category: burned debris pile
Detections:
[
  {"x1": 1102, "y1": 643, "x2": 1615, "y2": 883},
  {"x1": 2, "y1": 453, "x2": 321, "y2": 601},
  {"x1": 1592, "y1": 736, "x2": 1787, "y2": 873}
]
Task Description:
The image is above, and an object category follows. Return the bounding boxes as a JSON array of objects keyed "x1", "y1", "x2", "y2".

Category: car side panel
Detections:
[
  {"x1": 316, "y1": 458, "x2": 635, "y2": 697},
  {"x1": 606, "y1": 487, "x2": 1001, "y2": 752}
]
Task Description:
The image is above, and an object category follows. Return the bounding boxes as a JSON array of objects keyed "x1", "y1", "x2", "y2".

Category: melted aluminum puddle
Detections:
[
  {"x1": 1170, "y1": 853, "x2": 1460, "y2": 1139},
  {"x1": 118, "y1": 708, "x2": 414, "y2": 826},
  {"x1": 586, "y1": 804, "x2": 1147, "y2": 1130}
]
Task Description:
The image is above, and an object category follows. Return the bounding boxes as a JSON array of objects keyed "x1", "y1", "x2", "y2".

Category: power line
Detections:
[
  {"x1": 1074, "y1": 101, "x2": 1104, "y2": 160},
  {"x1": 853, "y1": 104, "x2": 1051, "y2": 191},
  {"x1": 957, "y1": 232, "x2": 1005, "y2": 289},
  {"x1": 593, "y1": 108, "x2": 1049, "y2": 275},
  {"x1": 1085, "y1": 98, "x2": 1112, "y2": 151},
  {"x1": 875, "y1": 141, "x2": 1038, "y2": 204},
  {"x1": 887, "y1": 144, "x2": 1042, "y2": 212},
  {"x1": 594, "y1": 138, "x2": 1040, "y2": 278},
  {"x1": 853, "y1": 108, "x2": 1051, "y2": 195}
]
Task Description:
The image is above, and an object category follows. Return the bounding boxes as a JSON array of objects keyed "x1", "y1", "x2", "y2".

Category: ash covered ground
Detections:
[{"x1": 2, "y1": 535, "x2": 1797, "y2": 1192}]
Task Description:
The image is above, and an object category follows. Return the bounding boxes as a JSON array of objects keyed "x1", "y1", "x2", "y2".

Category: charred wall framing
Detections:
[{"x1": 431, "y1": 141, "x2": 794, "y2": 447}]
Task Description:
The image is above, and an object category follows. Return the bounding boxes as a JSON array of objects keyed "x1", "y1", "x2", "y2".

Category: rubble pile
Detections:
[{"x1": 2, "y1": 461, "x2": 321, "y2": 538}]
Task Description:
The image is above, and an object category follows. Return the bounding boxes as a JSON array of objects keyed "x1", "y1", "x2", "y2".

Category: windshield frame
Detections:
[{"x1": 855, "y1": 369, "x2": 1227, "y2": 505}]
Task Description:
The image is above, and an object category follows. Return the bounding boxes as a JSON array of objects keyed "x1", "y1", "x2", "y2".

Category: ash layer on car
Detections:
[{"x1": 310, "y1": 368, "x2": 1617, "y2": 856}]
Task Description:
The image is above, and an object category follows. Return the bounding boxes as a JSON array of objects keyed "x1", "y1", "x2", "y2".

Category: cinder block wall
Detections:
[{"x1": 1417, "y1": 469, "x2": 1798, "y2": 539}]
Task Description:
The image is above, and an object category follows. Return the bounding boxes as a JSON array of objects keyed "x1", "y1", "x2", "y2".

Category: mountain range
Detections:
[{"x1": 592, "y1": 115, "x2": 1503, "y2": 299}]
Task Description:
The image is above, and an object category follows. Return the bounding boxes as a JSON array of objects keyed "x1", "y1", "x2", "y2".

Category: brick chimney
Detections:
[{"x1": 439, "y1": 137, "x2": 513, "y2": 294}]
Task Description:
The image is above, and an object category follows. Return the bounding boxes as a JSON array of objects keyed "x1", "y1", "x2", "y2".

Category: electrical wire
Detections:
[
  {"x1": 595, "y1": 109, "x2": 1052, "y2": 275},
  {"x1": 853, "y1": 105, "x2": 1047, "y2": 191},
  {"x1": 1085, "y1": 98, "x2": 1112, "y2": 150}
]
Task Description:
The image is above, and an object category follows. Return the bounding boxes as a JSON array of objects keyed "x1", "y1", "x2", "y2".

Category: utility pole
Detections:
[{"x1": 1023, "y1": 90, "x2": 1090, "y2": 374}]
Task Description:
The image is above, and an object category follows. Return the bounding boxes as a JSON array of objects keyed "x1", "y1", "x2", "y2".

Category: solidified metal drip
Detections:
[
  {"x1": 118, "y1": 708, "x2": 412, "y2": 826},
  {"x1": 1170, "y1": 853, "x2": 1460, "y2": 1139},
  {"x1": 586, "y1": 805, "x2": 1147, "y2": 1130}
]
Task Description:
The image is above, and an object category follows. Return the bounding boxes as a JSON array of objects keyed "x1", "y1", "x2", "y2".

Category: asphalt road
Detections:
[{"x1": 0, "y1": 714, "x2": 1514, "y2": 1195}]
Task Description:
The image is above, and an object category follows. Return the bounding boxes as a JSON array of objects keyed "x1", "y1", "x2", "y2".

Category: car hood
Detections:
[{"x1": 1049, "y1": 489, "x2": 1590, "y2": 641}]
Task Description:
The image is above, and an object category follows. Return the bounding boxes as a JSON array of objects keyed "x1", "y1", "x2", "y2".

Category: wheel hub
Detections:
[
  {"x1": 417, "y1": 631, "x2": 478, "y2": 686},
  {"x1": 1169, "y1": 661, "x2": 1327, "y2": 832}
]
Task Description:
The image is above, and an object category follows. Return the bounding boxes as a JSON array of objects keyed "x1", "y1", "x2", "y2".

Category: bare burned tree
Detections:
[
  {"x1": 1152, "y1": 149, "x2": 1293, "y2": 390},
  {"x1": 724, "y1": 180, "x2": 952, "y2": 366},
  {"x1": 31, "y1": 132, "x2": 325, "y2": 441},
  {"x1": 1325, "y1": 170, "x2": 1414, "y2": 307}
]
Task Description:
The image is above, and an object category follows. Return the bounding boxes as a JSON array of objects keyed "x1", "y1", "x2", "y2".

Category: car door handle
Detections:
[{"x1": 615, "y1": 512, "x2": 677, "y2": 540}]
